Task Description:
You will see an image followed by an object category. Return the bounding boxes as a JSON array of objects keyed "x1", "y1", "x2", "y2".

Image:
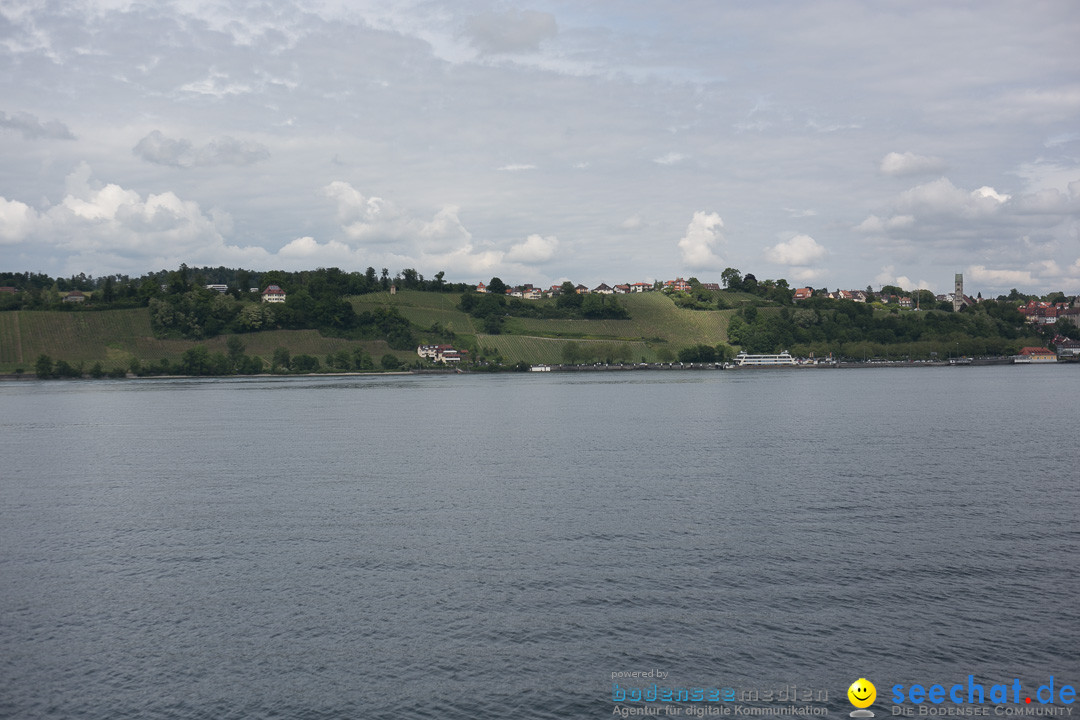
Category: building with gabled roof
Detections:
[
  {"x1": 1015, "y1": 347, "x2": 1056, "y2": 363},
  {"x1": 262, "y1": 285, "x2": 286, "y2": 303}
]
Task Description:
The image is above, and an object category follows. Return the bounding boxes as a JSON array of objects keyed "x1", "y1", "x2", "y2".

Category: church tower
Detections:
[{"x1": 953, "y1": 273, "x2": 963, "y2": 312}]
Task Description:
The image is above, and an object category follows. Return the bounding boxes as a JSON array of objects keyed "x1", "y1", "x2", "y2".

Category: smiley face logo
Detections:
[{"x1": 848, "y1": 678, "x2": 876, "y2": 709}]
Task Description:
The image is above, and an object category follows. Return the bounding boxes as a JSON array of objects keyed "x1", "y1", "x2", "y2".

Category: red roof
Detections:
[{"x1": 1019, "y1": 347, "x2": 1052, "y2": 355}]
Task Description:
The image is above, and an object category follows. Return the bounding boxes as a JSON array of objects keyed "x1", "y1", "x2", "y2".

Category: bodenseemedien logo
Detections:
[{"x1": 849, "y1": 678, "x2": 877, "y2": 718}]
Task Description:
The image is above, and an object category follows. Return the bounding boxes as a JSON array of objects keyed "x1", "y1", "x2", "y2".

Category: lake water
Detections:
[{"x1": 2, "y1": 367, "x2": 1078, "y2": 719}]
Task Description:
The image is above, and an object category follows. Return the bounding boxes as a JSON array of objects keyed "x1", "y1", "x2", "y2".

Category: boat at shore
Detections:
[{"x1": 733, "y1": 351, "x2": 797, "y2": 367}]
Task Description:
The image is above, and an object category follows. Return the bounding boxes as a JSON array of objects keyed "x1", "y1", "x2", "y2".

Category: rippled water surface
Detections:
[{"x1": 2, "y1": 367, "x2": 1078, "y2": 719}]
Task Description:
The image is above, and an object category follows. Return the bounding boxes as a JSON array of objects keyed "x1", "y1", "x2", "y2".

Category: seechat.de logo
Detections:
[{"x1": 849, "y1": 678, "x2": 877, "y2": 718}]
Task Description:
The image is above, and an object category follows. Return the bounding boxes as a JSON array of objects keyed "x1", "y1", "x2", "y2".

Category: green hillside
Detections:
[
  {"x1": 350, "y1": 289, "x2": 734, "y2": 363},
  {"x1": 0, "y1": 307, "x2": 419, "y2": 374},
  {"x1": 0, "y1": 290, "x2": 736, "y2": 373}
]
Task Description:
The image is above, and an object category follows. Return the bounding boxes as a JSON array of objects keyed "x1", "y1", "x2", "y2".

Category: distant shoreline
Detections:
[{"x1": 5, "y1": 357, "x2": 1076, "y2": 381}]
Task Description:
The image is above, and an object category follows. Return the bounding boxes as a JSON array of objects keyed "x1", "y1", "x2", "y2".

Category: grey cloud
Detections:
[
  {"x1": 133, "y1": 130, "x2": 270, "y2": 167},
  {"x1": 464, "y1": 9, "x2": 557, "y2": 54},
  {"x1": 880, "y1": 151, "x2": 947, "y2": 177},
  {"x1": 0, "y1": 110, "x2": 76, "y2": 140}
]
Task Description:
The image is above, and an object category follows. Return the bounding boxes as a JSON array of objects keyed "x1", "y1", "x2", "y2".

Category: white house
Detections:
[{"x1": 262, "y1": 285, "x2": 286, "y2": 303}]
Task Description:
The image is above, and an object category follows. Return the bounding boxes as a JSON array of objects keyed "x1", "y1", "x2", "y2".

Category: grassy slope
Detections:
[
  {"x1": 351, "y1": 290, "x2": 734, "y2": 363},
  {"x1": 0, "y1": 307, "x2": 413, "y2": 373},
  {"x1": 0, "y1": 291, "x2": 736, "y2": 372}
]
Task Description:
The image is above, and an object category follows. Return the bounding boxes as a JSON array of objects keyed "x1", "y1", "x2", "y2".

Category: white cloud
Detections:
[
  {"x1": 0, "y1": 197, "x2": 37, "y2": 243},
  {"x1": 854, "y1": 214, "x2": 915, "y2": 233},
  {"x1": 619, "y1": 214, "x2": 644, "y2": 231},
  {"x1": 764, "y1": 234, "x2": 826, "y2": 266},
  {"x1": 498, "y1": 164, "x2": 537, "y2": 172},
  {"x1": 278, "y1": 236, "x2": 353, "y2": 261},
  {"x1": 972, "y1": 186, "x2": 1011, "y2": 204},
  {"x1": 855, "y1": 178, "x2": 1037, "y2": 243},
  {"x1": 880, "y1": 151, "x2": 946, "y2": 176},
  {"x1": 790, "y1": 267, "x2": 823, "y2": 282},
  {"x1": 320, "y1": 181, "x2": 567, "y2": 278},
  {"x1": 505, "y1": 233, "x2": 558, "y2": 263},
  {"x1": 179, "y1": 71, "x2": 252, "y2": 97},
  {"x1": 966, "y1": 265, "x2": 1035, "y2": 286},
  {"x1": 677, "y1": 211, "x2": 725, "y2": 270},
  {"x1": 873, "y1": 265, "x2": 928, "y2": 291},
  {"x1": 893, "y1": 177, "x2": 1009, "y2": 218},
  {"x1": 324, "y1": 184, "x2": 471, "y2": 253},
  {"x1": 653, "y1": 152, "x2": 686, "y2": 166},
  {"x1": 0, "y1": 164, "x2": 272, "y2": 273}
]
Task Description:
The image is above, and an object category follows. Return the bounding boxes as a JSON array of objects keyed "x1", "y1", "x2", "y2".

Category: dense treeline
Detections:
[
  {"x1": 459, "y1": 279, "x2": 629, "y2": 333},
  {"x1": 725, "y1": 296, "x2": 1051, "y2": 358},
  {"x1": 0, "y1": 264, "x2": 471, "y2": 312},
  {"x1": 147, "y1": 286, "x2": 415, "y2": 347},
  {"x1": 32, "y1": 336, "x2": 407, "y2": 379},
  {"x1": 2, "y1": 264, "x2": 446, "y2": 346}
]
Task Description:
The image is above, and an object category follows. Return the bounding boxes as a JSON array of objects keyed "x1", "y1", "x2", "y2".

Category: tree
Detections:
[
  {"x1": 102, "y1": 276, "x2": 116, "y2": 304},
  {"x1": 581, "y1": 293, "x2": 605, "y2": 318},
  {"x1": 235, "y1": 269, "x2": 252, "y2": 294},
  {"x1": 556, "y1": 280, "x2": 582, "y2": 309},
  {"x1": 562, "y1": 342, "x2": 586, "y2": 364},
  {"x1": 721, "y1": 267, "x2": 743, "y2": 290},
  {"x1": 1054, "y1": 318, "x2": 1077, "y2": 339},
  {"x1": 53, "y1": 359, "x2": 81, "y2": 378},
  {"x1": 35, "y1": 354, "x2": 54, "y2": 378},
  {"x1": 179, "y1": 345, "x2": 211, "y2": 375},
  {"x1": 353, "y1": 348, "x2": 375, "y2": 370},
  {"x1": 380, "y1": 353, "x2": 401, "y2": 370},
  {"x1": 168, "y1": 263, "x2": 191, "y2": 294},
  {"x1": 226, "y1": 336, "x2": 246, "y2": 372},
  {"x1": 487, "y1": 277, "x2": 507, "y2": 296},
  {"x1": 271, "y1": 347, "x2": 291, "y2": 373},
  {"x1": 914, "y1": 289, "x2": 936, "y2": 308},
  {"x1": 290, "y1": 354, "x2": 320, "y2": 373},
  {"x1": 678, "y1": 344, "x2": 718, "y2": 363}
]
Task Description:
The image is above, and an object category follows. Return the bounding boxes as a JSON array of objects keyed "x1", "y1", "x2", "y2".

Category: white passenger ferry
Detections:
[{"x1": 734, "y1": 351, "x2": 797, "y2": 367}]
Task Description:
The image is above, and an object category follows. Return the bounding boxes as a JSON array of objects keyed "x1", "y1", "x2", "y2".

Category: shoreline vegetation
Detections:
[
  {"x1": 1, "y1": 265, "x2": 1076, "y2": 379},
  {"x1": 5, "y1": 357, "x2": 1077, "y2": 383}
]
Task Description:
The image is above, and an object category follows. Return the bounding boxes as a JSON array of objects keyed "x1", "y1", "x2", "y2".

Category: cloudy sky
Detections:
[{"x1": 2, "y1": 1, "x2": 1079, "y2": 295}]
